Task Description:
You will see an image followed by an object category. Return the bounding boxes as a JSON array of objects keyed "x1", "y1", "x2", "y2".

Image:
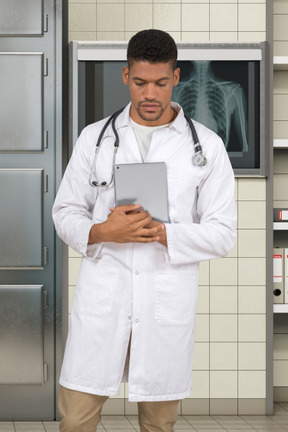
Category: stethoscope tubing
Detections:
[{"x1": 90, "y1": 107, "x2": 207, "y2": 187}]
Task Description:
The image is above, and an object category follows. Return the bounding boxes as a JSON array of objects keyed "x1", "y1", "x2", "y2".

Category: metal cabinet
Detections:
[{"x1": 0, "y1": 0, "x2": 67, "y2": 420}]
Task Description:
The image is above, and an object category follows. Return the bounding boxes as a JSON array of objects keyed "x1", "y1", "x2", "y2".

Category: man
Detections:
[{"x1": 53, "y1": 29, "x2": 236, "y2": 432}]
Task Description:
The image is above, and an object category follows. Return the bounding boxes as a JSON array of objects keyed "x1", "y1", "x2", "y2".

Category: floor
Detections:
[{"x1": 2, "y1": 403, "x2": 288, "y2": 432}]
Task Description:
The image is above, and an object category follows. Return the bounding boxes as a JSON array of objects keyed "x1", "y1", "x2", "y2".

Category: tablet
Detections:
[{"x1": 114, "y1": 162, "x2": 169, "y2": 223}]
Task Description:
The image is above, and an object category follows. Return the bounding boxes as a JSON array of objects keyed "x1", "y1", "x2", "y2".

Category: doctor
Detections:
[{"x1": 53, "y1": 29, "x2": 236, "y2": 432}]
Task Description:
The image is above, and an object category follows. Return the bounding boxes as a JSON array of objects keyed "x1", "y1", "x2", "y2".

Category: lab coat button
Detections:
[
  {"x1": 135, "y1": 271, "x2": 139, "y2": 275},
  {"x1": 128, "y1": 316, "x2": 131, "y2": 320},
  {"x1": 135, "y1": 319, "x2": 139, "y2": 323}
]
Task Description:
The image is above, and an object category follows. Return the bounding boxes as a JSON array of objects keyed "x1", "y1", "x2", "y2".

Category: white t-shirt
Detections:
[{"x1": 130, "y1": 118, "x2": 171, "y2": 161}]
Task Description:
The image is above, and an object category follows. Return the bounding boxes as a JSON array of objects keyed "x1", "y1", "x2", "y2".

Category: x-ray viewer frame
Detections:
[{"x1": 69, "y1": 41, "x2": 268, "y2": 177}]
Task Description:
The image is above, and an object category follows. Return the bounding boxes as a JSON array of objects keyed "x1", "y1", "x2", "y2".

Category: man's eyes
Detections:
[{"x1": 134, "y1": 82, "x2": 167, "y2": 87}]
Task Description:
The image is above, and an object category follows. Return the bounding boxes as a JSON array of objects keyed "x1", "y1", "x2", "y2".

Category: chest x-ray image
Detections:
[{"x1": 173, "y1": 61, "x2": 249, "y2": 153}]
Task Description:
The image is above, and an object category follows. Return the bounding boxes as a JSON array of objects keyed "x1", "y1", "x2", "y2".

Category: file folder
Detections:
[
  {"x1": 285, "y1": 249, "x2": 288, "y2": 304},
  {"x1": 273, "y1": 248, "x2": 284, "y2": 304}
]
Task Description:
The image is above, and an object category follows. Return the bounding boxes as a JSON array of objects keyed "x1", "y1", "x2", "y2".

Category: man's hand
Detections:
[
  {"x1": 144, "y1": 220, "x2": 167, "y2": 247},
  {"x1": 88, "y1": 204, "x2": 165, "y2": 244}
]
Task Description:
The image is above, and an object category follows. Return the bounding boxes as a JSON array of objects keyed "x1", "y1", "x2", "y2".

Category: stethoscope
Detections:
[{"x1": 90, "y1": 107, "x2": 207, "y2": 188}]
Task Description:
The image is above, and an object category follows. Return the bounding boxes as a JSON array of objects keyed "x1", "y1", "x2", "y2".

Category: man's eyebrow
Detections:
[{"x1": 132, "y1": 76, "x2": 170, "y2": 82}]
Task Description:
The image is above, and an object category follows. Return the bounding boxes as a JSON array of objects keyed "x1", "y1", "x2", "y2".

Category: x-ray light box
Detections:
[{"x1": 70, "y1": 41, "x2": 268, "y2": 176}]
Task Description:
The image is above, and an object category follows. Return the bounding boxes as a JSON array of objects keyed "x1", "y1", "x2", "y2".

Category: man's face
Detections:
[{"x1": 122, "y1": 61, "x2": 180, "y2": 126}]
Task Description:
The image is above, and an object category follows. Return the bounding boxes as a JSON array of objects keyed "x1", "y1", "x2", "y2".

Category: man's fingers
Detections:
[{"x1": 114, "y1": 203, "x2": 142, "y2": 213}]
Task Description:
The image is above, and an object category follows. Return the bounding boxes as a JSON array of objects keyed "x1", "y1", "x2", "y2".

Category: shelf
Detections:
[
  {"x1": 274, "y1": 304, "x2": 288, "y2": 313},
  {"x1": 274, "y1": 56, "x2": 288, "y2": 70},
  {"x1": 274, "y1": 222, "x2": 288, "y2": 230},
  {"x1": 274, "y1": 139, "x2": 288, "y2": 149}
]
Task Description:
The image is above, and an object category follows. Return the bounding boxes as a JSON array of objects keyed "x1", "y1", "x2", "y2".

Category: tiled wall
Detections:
[
  {"x1": 273, "y1": 0, "x2": 288, "y2": 403},
  {"x1": 68, "y1": 0, "x2": 266, "y2": 43},
  {"x1": 67, "y1": 0, "x2": 270, "y2": 415}
]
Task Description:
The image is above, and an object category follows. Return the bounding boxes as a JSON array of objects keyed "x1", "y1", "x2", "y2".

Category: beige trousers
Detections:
[{"x1": 58, "y1": 385, "x2": 179, "y2": 432}]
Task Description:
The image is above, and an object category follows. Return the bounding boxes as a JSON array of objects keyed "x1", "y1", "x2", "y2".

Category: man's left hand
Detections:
[{"x1": 144, "y1": 220, "x2": 167, "y2": 247}]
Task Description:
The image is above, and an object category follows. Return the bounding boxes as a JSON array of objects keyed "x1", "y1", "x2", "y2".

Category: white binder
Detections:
[
  {"x1": 273, "y1": 248, "x2": 284, "y2": 304},
  {"x1": 284, "y1": 249, "x2": 288, "y2": 304}
]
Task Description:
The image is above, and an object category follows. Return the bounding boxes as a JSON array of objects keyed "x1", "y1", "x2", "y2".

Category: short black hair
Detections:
[{"x1": 127, "y1": 29, "x2": 178, "y2": 70}]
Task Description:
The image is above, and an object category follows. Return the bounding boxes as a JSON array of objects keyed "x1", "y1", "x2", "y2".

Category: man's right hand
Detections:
[{"x1": 88, "y1": 204, "x2": 164, "y2": 244}]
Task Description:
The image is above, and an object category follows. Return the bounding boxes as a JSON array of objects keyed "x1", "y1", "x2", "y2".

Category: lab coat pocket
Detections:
[
  {"x1": 155, "y1": 270, "x2": 198, "y2": 326},
  {"x1": 73, "y1": 260, "x2": 119, "y2": 319}
]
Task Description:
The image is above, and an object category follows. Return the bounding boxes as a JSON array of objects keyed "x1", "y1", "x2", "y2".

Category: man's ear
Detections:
[
  {"x1": 122, "y1": 66, "x2": 129, "y2": 85},
  {"x1": 173, "y1": 67, "x2": 180, "y2": 87}
]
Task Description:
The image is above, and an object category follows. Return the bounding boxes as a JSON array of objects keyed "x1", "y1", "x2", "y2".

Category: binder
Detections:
[
  {"x1": 285, "y1": 249, "x2": 288, "y2": 304},
  {"x1": 273, "y1": 248, "x2": 284, "y2": 304}
]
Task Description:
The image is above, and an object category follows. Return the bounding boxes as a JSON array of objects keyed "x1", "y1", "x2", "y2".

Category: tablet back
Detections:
[{"x1": 114, "y1": 162, "x2": 169, "y2": 223}]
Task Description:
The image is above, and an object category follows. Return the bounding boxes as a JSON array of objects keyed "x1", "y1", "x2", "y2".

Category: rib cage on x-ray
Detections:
[{"x1": 173, "y1": 61, "x2": 248, "y2": 152}]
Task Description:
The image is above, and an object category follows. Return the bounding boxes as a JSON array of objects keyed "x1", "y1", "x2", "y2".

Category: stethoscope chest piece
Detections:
[{"x1": 192, "y1": 152, "x2": 207, "y2": 167}]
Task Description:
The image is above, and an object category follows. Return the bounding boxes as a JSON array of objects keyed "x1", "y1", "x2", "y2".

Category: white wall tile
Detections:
[
  {"x1": 68, "y1": 247, "x2": 82, "y2": 258},
  {"x1": 210, "y1": 258, "x2": 237, "y2": 286},
  {"x1": 197, "y1": 285, "x2": 209, "y2": 314},
  {"x1": 181, "y1": 32, "x2": 209, "y2": 42},
  {"x1": 182, "y1": 0, "x2": 208, "y2": 2},
  {"x1": 126, "y1": 0, "x2": 152, "y2": 2},
  {"x1": 69, "y1": 286, "x2": 76, "y2": 312},
  {"x1": 69, "y1": 0, "x2": 96, "y2": 3},
  {"x1": 195, "y1": 314, "x2": 209, "y2": 342},
  {"x1": 210, "y1": 32, "x2": 238, "y2": 42},
  {"x1": 199, "y1": 260, "x2": 209, "y2": 286},
  {"x1": 68, "y1": 257, "x2": 81, "y2": 286},
  {"x1": 153, "y1": 4, "x2": 181, "y2": 31},
  {"x1": 239, "y1": 342, "x2": 266, "y2": 370},
  {"x1": 97, "y1": 4, "x2": 124, "y2": 32},
  {"x1": 238, "y1": 371, "x2": 266, "y2": 398},
  {"x1": 182, "y1": 4, "x2": 209, "y2": 32},
  {"x1": 239, "y1": 258, "x2": 266, "y2": 286},
  {"x1": 238, "y1": 32, "x2": 266, "y2": 42},
  {"x1": 69, "y1": 32, "x2": 97, "y2": 42},
  {"x1": 69, "y1": 4, "x2": 96, "y2": 32},
  {"x1": 226, "y1": 232, "x2": 237, "y2": 258},
  {"x1": 238, "y1": 286, "x2": 266, "y2": 314},
  {"x1": 210, "y1": 342, "x2": 237, "y2": 370},
  {"x1": 238, "y1": 201, "x2": 266, "y2": 229},
  {"x1": 210, "y1": 315, "x2": 237, "y2": 342},
  {"x1": 210, "y1": 371, "x2": 237, "y2": 398},
  {"x1": 239, "y1": 4, "x2": 266, "y2": 32},
  {"x1": 155, "y1": 0, "x2": 180, "y2": 3},
  {"x1": 238, "y1": 315, "x2": 266, "y2": 342},
  {"x1": 97, "y1": 32, "x2": 126, "y2": 41},
  {"x1": 125, "y1": 4, "x2": 153, "y2": 32},
  {"x1": 239, "y1": 0, "x2": 266, "y2": 2},
  {"x1": 210, "y1": 4, "x2": 237, "y2": 32},
  {"x1": 238, "y1": 178, "x2": 266, "y2": 201},
  {"x1": 190, "y1": 371, "x2": 209, "y2": 398},
  {"x1": 210, "y1": 286, "x2": 237, "y2": 314},
  {"x1": 193, "y1": 342, "x2": 209, "y2": 370},
  {"x1": 238, "y1": 230, "x2": 266, "y2": 258},
  {"x1": 210, "y1": 0, "x2": 237, "y2": 2}
]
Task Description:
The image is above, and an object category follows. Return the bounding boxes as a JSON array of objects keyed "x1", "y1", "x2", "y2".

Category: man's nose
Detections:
[{"x1": 144, "y1": 83, "x2": 156, "y2": 100}]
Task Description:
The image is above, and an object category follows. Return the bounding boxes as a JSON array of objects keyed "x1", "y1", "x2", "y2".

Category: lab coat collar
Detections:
[{"x1": 116, "y1": 102, "x2": 187, "y2": 134}]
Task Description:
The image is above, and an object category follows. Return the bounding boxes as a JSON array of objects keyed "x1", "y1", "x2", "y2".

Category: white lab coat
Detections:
[{"x1": 53, "y1": 103, "x2": 236, "y2": 402}]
